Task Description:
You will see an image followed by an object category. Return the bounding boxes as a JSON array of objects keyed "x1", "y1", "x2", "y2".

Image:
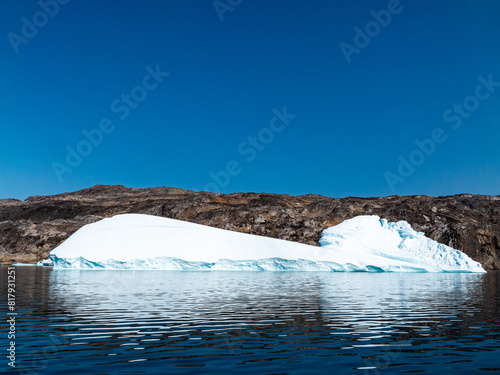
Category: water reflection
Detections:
[{"x1": 3, "y1": 268, "x2": 500, "y2": 374}]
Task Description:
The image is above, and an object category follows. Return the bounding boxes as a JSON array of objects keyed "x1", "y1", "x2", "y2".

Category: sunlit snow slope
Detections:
[{"x1": 49, "y1": 214, "x2": 485, "y2": 272}]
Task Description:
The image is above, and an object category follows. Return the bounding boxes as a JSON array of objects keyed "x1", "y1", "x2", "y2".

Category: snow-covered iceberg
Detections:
[
  {"x1": 36, "y1": 259, "x2": 54, "y2": 267},
  {"x1": 319, "y1": 216, "x2": 485, "y2": 273},
  {"x1": 49, "y1": 214, "x2": 485, "y2": 272}
]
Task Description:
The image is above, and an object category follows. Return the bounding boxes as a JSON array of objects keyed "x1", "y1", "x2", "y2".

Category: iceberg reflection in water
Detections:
[{"x1": 8, "y1": 266, "x2": 500, "y2": 374}]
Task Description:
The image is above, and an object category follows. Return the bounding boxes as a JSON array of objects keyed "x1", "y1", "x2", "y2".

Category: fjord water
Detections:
[{"x1": 2, "y1": 267, "x2": 499, "y2": 374}]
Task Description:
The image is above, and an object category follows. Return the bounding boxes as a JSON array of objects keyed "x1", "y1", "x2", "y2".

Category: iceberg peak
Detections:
[{"x1": 320, "y1": 215, "x2": 484, "y2": 272}]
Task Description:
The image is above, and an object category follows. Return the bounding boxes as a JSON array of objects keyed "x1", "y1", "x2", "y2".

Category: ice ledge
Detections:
[{"x1": 48, "y1": 255, "x2": 481, "y2": 272}]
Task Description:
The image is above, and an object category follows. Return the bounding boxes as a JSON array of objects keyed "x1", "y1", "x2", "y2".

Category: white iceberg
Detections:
[
  {"x1": 36, "y1": 259, "x2": 54, "y2": 266},
  {"x1": 49, "y1": 214, "x2": 485, "y2": 272},
  {"x1": 319, "y1": 215, "x2": 485, "y2": 273}
]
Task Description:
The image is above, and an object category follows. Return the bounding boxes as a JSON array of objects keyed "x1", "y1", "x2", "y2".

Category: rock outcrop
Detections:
[{"x1": 1, "y1": 185, "x2": 499, "y2": 269}]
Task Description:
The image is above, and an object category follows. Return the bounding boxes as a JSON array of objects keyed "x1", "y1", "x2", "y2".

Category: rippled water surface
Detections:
[{"x1": 2, "y1": 266, "x2": 500, "y2": 374}]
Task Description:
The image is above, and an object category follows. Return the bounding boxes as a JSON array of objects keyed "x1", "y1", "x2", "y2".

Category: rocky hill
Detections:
[{"x1": 1, "y1": 185, "x2": 499, "y2": 269}]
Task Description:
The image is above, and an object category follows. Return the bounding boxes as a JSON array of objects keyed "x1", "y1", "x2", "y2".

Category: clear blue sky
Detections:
[{"x1": 1, "y1": 0, "x2": 499, "y2": 200}]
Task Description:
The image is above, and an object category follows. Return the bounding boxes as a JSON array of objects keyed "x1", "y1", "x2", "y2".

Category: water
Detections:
[{"x1": 2, "y1": 266, "x2": 500, "y2": 374}]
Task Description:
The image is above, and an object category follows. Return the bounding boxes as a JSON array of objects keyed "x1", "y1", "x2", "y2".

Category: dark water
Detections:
[{"x1": 1, "y1": 266, "x2": 500, "y2": 374}]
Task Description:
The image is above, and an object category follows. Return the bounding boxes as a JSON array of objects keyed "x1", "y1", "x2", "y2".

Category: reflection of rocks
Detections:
[{"x1": 0, "y1": 185, "x2": 499, "y2": 269}]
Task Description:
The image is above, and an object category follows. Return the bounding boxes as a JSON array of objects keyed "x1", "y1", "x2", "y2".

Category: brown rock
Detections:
[{"x1": 0, "y1": 185, "x2": 499, "y2": 269}]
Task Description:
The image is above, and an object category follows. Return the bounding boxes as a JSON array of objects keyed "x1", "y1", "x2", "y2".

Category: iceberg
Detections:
[
  {"x1": 319, "y1": 216, "x2": 485, "y2": 273},
  {"x1": 49, "y1": 214, "x2": 485, "y2": 272},
  {"x1": 36, "y1": 259, "x2": 54, "y2": 266}
]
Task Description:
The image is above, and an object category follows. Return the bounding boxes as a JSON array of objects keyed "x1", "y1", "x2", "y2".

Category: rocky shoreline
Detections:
[{"x1": 1, "y1": 185, "x2": 499, "y2": 269}]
